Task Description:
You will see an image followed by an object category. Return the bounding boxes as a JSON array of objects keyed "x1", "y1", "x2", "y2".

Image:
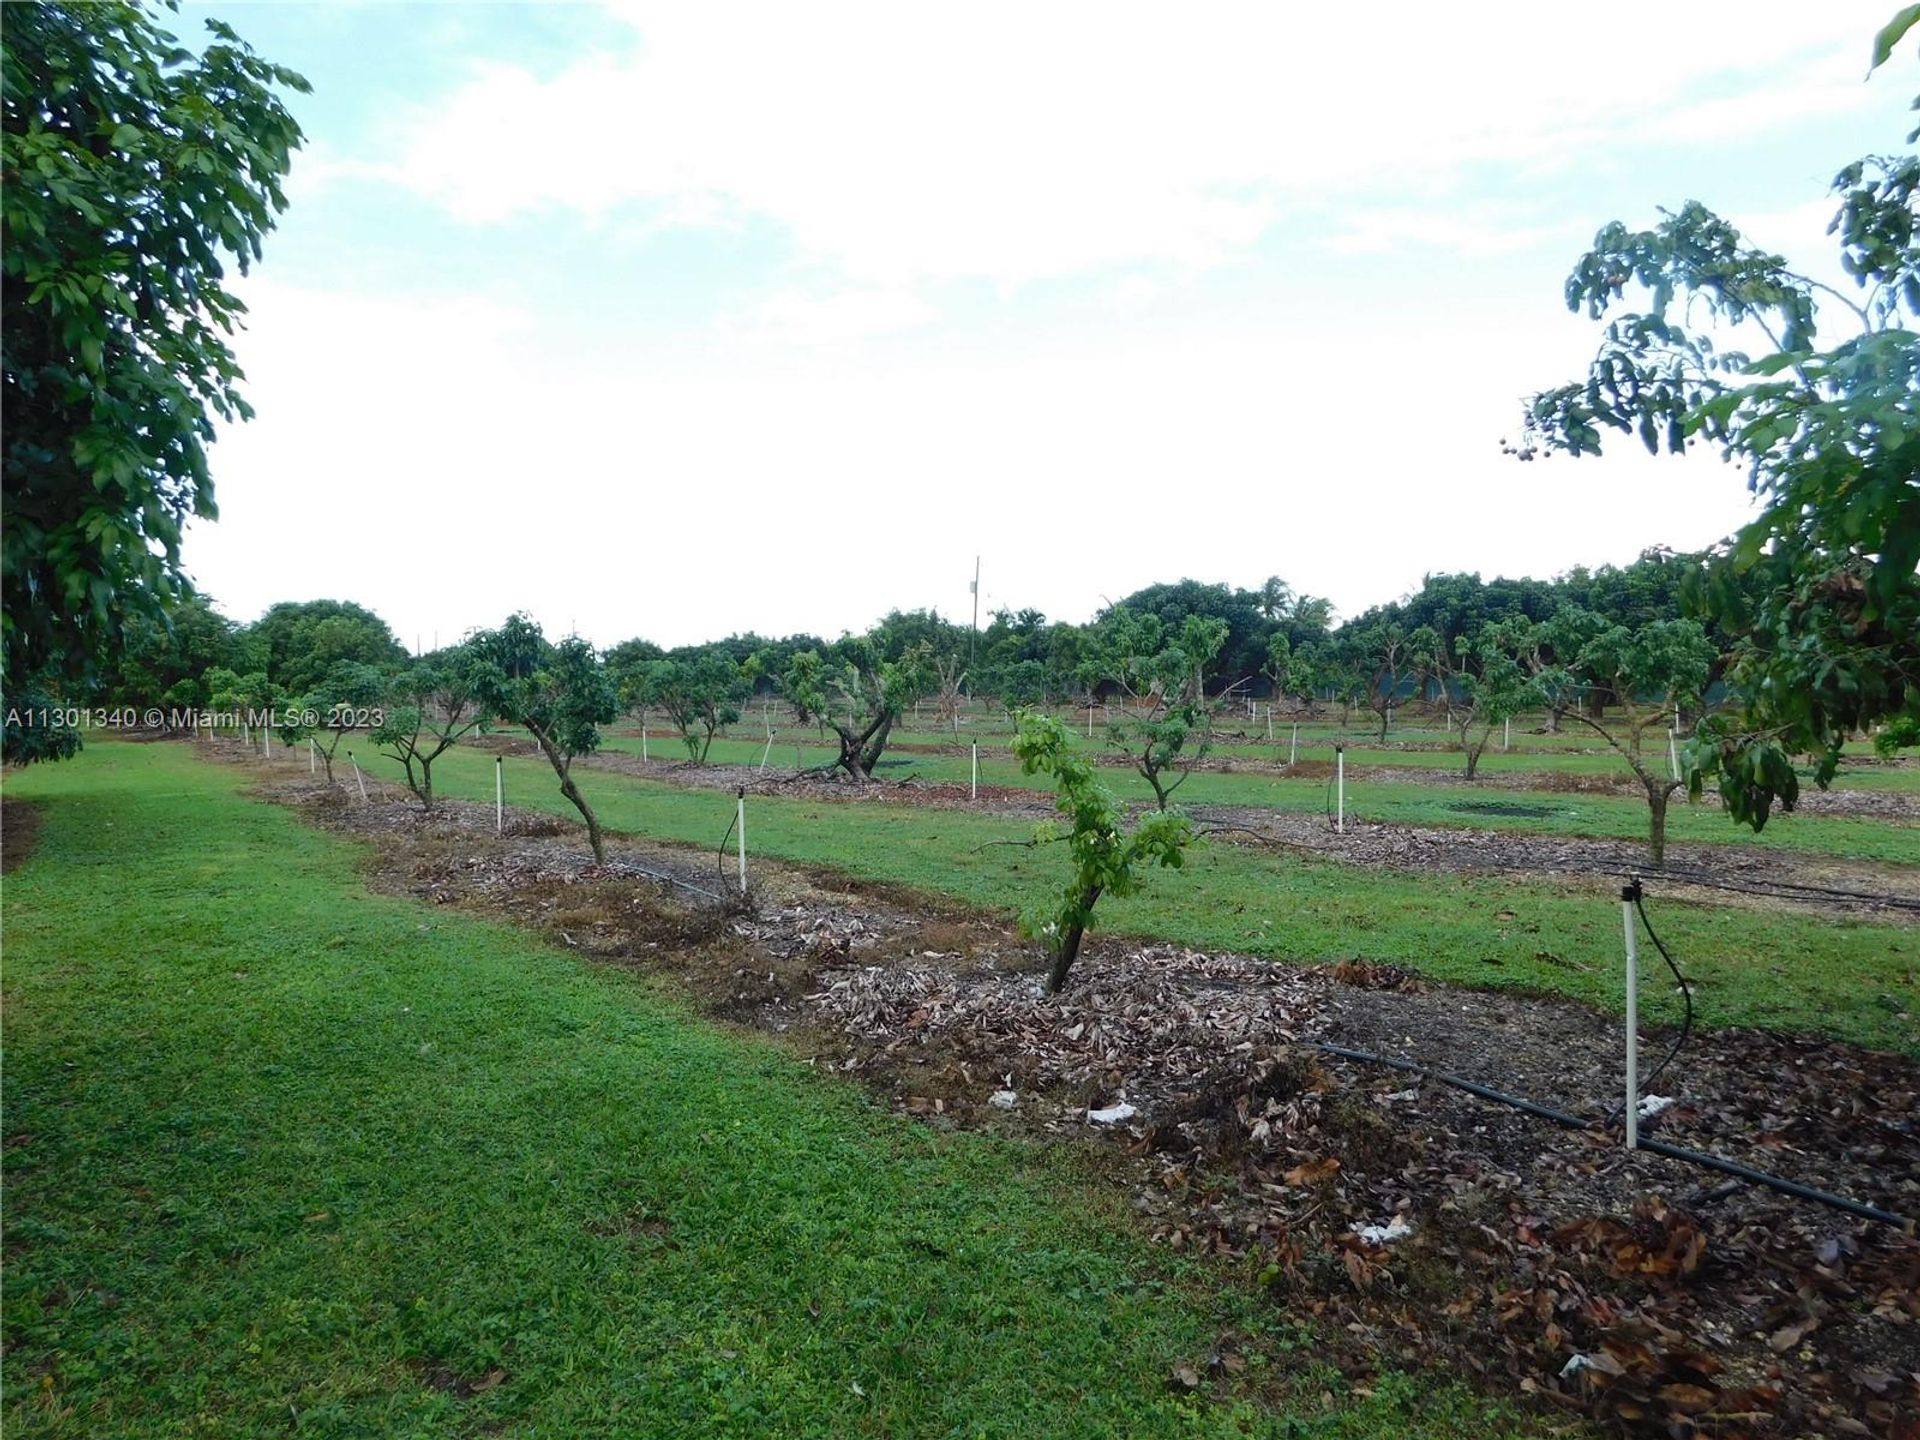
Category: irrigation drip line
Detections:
[
  {"x1": 1310, "y1": 1038, "x2": 1913, "y2": 1232},
  {"x1": 1310, "y1": 1041, "x2": 1591, "y2": 1129},
  {"x1": 625, "y1": 861, "x2": 726, "y2": 906},
  {"x1": 1628, "y1": 1137, "x2": 1913, "y2": 1229}
]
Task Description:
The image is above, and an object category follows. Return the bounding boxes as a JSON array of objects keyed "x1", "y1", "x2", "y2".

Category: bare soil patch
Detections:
[{"x1": 256, "y1": 759, "x2": 1919, "y2": 1440}]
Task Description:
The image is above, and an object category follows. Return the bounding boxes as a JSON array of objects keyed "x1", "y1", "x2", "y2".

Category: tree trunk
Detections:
[
  {"x1": 532, "y1": 727, "x2": 607, "y2": 862},
  {"x1": 1547, "y1": 703, "x2": 1563, "y2": 734},
  {"x1": 1646, "y1": 786, "x2": 1669, "y2": 867},
  {"x1": 561, "y1": 770, "x2": 606, "y2": 863},
  {"x1": 850, "y1": 710, "x2": 896, "y2": 778},
  {"x1": 1046, "y1": 885, "x2": 1101, "y2": 993},
  {"x1": 1464, "y1": 743, "x2": 1482, "y2": 780},
  {"x1": 418, "y1": 757, "x2": 435, "y2": 811}
]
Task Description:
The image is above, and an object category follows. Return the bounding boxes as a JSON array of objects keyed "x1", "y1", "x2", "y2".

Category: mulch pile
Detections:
[{"x1": 793, "y1": 944, "x2": 1919, "y2": 1438}]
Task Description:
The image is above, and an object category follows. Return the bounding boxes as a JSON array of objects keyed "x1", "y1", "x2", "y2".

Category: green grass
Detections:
[
  {"x1": 374, "y1": 742, "x2": 1918, "y2": 1055},
  {"x1": 594, "y1": 730, "x2": 1920, "y2": 865},
  {"x1": 2, "y1": 742, "x2": 1525, "y2": 1438}
]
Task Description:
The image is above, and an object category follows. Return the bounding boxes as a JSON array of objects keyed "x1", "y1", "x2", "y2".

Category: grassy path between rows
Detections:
[
  {"x1": 2, "y1": 742, "x2": 1525, "y2": 1439},
  {"x1": 594, "y1": 732, "x2": 1920, "y2": 865},
  {"x1": 364, "y1": 741, "x2": 1919, "y2": 1055}
]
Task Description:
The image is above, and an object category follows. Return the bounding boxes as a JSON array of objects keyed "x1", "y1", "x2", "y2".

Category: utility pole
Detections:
[{"x1": 969, "y1": 555, "x2": 981, "y2": 669}]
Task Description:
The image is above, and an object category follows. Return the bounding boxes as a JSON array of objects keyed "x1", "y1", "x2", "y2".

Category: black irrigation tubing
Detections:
[
  {"x1": 1310, "y1": 1040, "x2": 1914, "y2": 1232},
  {"x1": 1629, "y1": 884, "x2": 1693, "y2": 1102},
  {"x1": 626, "y1": 861, "x2": 727, "y2": 906}
]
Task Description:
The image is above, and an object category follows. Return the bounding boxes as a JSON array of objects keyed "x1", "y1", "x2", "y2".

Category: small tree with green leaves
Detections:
[
  {"x1": 782, "y1": 637, "x2": 931, "y2": 780},
  {"x1": 1095, "y1": 613, "x2": 1228, "y2": 810},
  {"x1": 1352, "y1": 621, "x2": 1417, "y2": 740},
  {"x1": 370, "y1": 651, "x2": 488, "y2": 808},
  {"x1": 1262, "y1": 633, "x2": 1291, "y2": 704},
  {"x1": 471, "y1": 616, "x2": 617, "y2": 861},
  {"x1": 1284, "y1": 641, "x2": 1325, "y2": 715},
  {"x1": 1012, "y1": 710, "x2": 1194, "y2": 993},
  {"x1": 1447, "y1": 625, "x2": 1539, "y2": 780},
  {"x1": 298, "y1": 660, "x2": 383, "y2": 785},
  {"x1": 644, "y1": 650, "x2": 747, "y2": 762},
  {"x1": 1544, "y1": 614, "x2": 1717, "y2": 864}
]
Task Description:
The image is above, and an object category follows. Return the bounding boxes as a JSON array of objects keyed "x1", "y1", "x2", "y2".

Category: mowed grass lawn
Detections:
[
  {"x1": 370, "y1": 742, "x2": 1920, "y2": 1055},
  {"x1": 2, "y1": 742, "x2": 1521, "y2": 1439},
  {"x1": 593, "y1": 731, "x2": 1920, "y2": 865}
]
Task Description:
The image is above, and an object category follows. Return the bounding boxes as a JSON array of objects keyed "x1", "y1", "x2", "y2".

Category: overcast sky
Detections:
[{"x1": 171, "y1": 1, "x2": 1915, "y2": 651}]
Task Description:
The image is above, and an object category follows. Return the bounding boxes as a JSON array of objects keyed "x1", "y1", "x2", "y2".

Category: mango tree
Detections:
[
  {"x1": 782, "y1": 635, "x2": 931, "y2": 781},
  {"x1": 1447, "y1": 624, "x2": 1539, "y2": 780},
  {"x1": 370, "y1": 650, "x2": 488, "y2": 808},
  {"x1": 471, "y1": 616, "x2": 617, "y2": 861},
  {"x1": 1544, "y1": 614, "x2": 1717, "y2": 864},
  {"x1": 1517, "y1": 14, "x2": 1919, "y2": 826},
  {"x1": 298, "y1": 660, "x2": 384, "y2": 785},
  {"x1": 1011, "y1": 710, "x2": 1194, "y2": 993},
  {"x1": 643, "y1": 650, "x2": 747, "y2": 762},
  {"x1": 1092, "y1": 611, "x2": 1228, "y2": 810}
]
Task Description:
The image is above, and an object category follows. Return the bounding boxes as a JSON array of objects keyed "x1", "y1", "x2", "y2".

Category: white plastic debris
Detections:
[
  {"x1": 1086, "y1": 1100, "x2": 1138, "y2": 1126},
  {"x1": 1559, "y1": 1354, "x2": 1595, "y2": 1380},
  {"x1": 1354, "y1": 1215, "x2": 1415, "y2": 1245},
  {"x1": 989, "y1": 1090, "x2": 1018, "y2": 1110},
  {"x1": 1377, "y1": 1087, "x2": 1420, "y2": 1104},
  {"x1": 1637, "y1": 1094, "x2": 1675, "y2": 1120}
]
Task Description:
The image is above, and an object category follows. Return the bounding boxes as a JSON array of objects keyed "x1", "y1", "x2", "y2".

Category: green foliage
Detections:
[
  {"x1": 245, "y1": 599, "x2": 407, "y2": 694},
  {"x1": 1519, "y1": 44, "x2": 1919, "y2": 827},
  {"x1": 783, "y1": 632, "x2": 932, "y2": 779},
  {"x1": 1012, "y1": 710, "x2": 1194, "y2": 992},
  {"x1": 0, "y1": 682, "x2": 82, "y2": 764},
  {"x1": 89, "y1": 594, "x2": 238, "y2": 712},
  {"x1": 1439, "y1": 626, "x2": 1540, "y2": 778},
  {"x1": 1544, "y1": 614, "x2": 1717, "y2": 862},
  {"x1": 1874, "y1": 712, "x2": 1920, "y2": 756},
  {"x1": 470, "y1": 615, "x2": 616, "y2": 858},
  {"x1": 1, "y1": 2, "x2": 307, "y2": 697},
  {"x1": 1092, "y1": 611, "x2": 1229, "y2": 808},
  {"x1": 633, "y1": 649, "x2": 748, "y2": 762},
  {"x1": 472, "y1": 616, "x2": 614, "y2": 761},
  {"x1": 370, "y1": 651, "x2": 487, "y2": 807}
]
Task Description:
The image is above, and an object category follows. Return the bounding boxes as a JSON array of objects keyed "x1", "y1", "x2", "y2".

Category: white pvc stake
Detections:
[
  {"x1": 970, "y1": 742, "x2": 978, "y2": 801},
  {"x1": 308, "y1": 737, "x2": 316, "y2": 774},
  {"x1": 1622, "y1": 883, "x2": 1640, "y2": 1151},
  {"x1": 1668, "y1": 728, "x2": 1681, "y2": 782},
  {"x1": 1267, "y1": 707, "x2": 1274, "y2": 741},
  {"x1": 736, "y1": 789, "x2": 748, "y2": 894},
  {"x1": 1335, "y1": 745, "x2": 1346, "y2": 834},
  {"x1": 759, "y1": 734, "x2": 774, "y2": 773},
  {"x1": 641, "y1": 720, "x2": 648, "y2": 761},
  {"x1": 263, "y1": 724, "x2": 271, "y2": 757},
  {"x1": 495, "y1": 757, "x2": 504, "y2": 834},
  {"x1": 1503, "y1": 717, "x2": 1511, "y2": 751},
  {"x1": 1289, "y1": 723, "x2": 1298, "y2": 767},
  {"x1": 1087, "y1": 704, "x2": 1094, "y2": 738},
  {"x1": 242, "y1": 720, "x2": 251, "y2": 747},
  {"x1": 351, "y1": 753, "x2": 368, "y2": 803}
]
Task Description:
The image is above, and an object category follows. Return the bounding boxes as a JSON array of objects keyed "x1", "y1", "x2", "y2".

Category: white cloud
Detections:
[
  {"x1": 364, "y1": 1, "x2": 1891, "y2": 287},
  {"x1": 734, "y1": 286, "x2": 939, "y2": 346}
]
